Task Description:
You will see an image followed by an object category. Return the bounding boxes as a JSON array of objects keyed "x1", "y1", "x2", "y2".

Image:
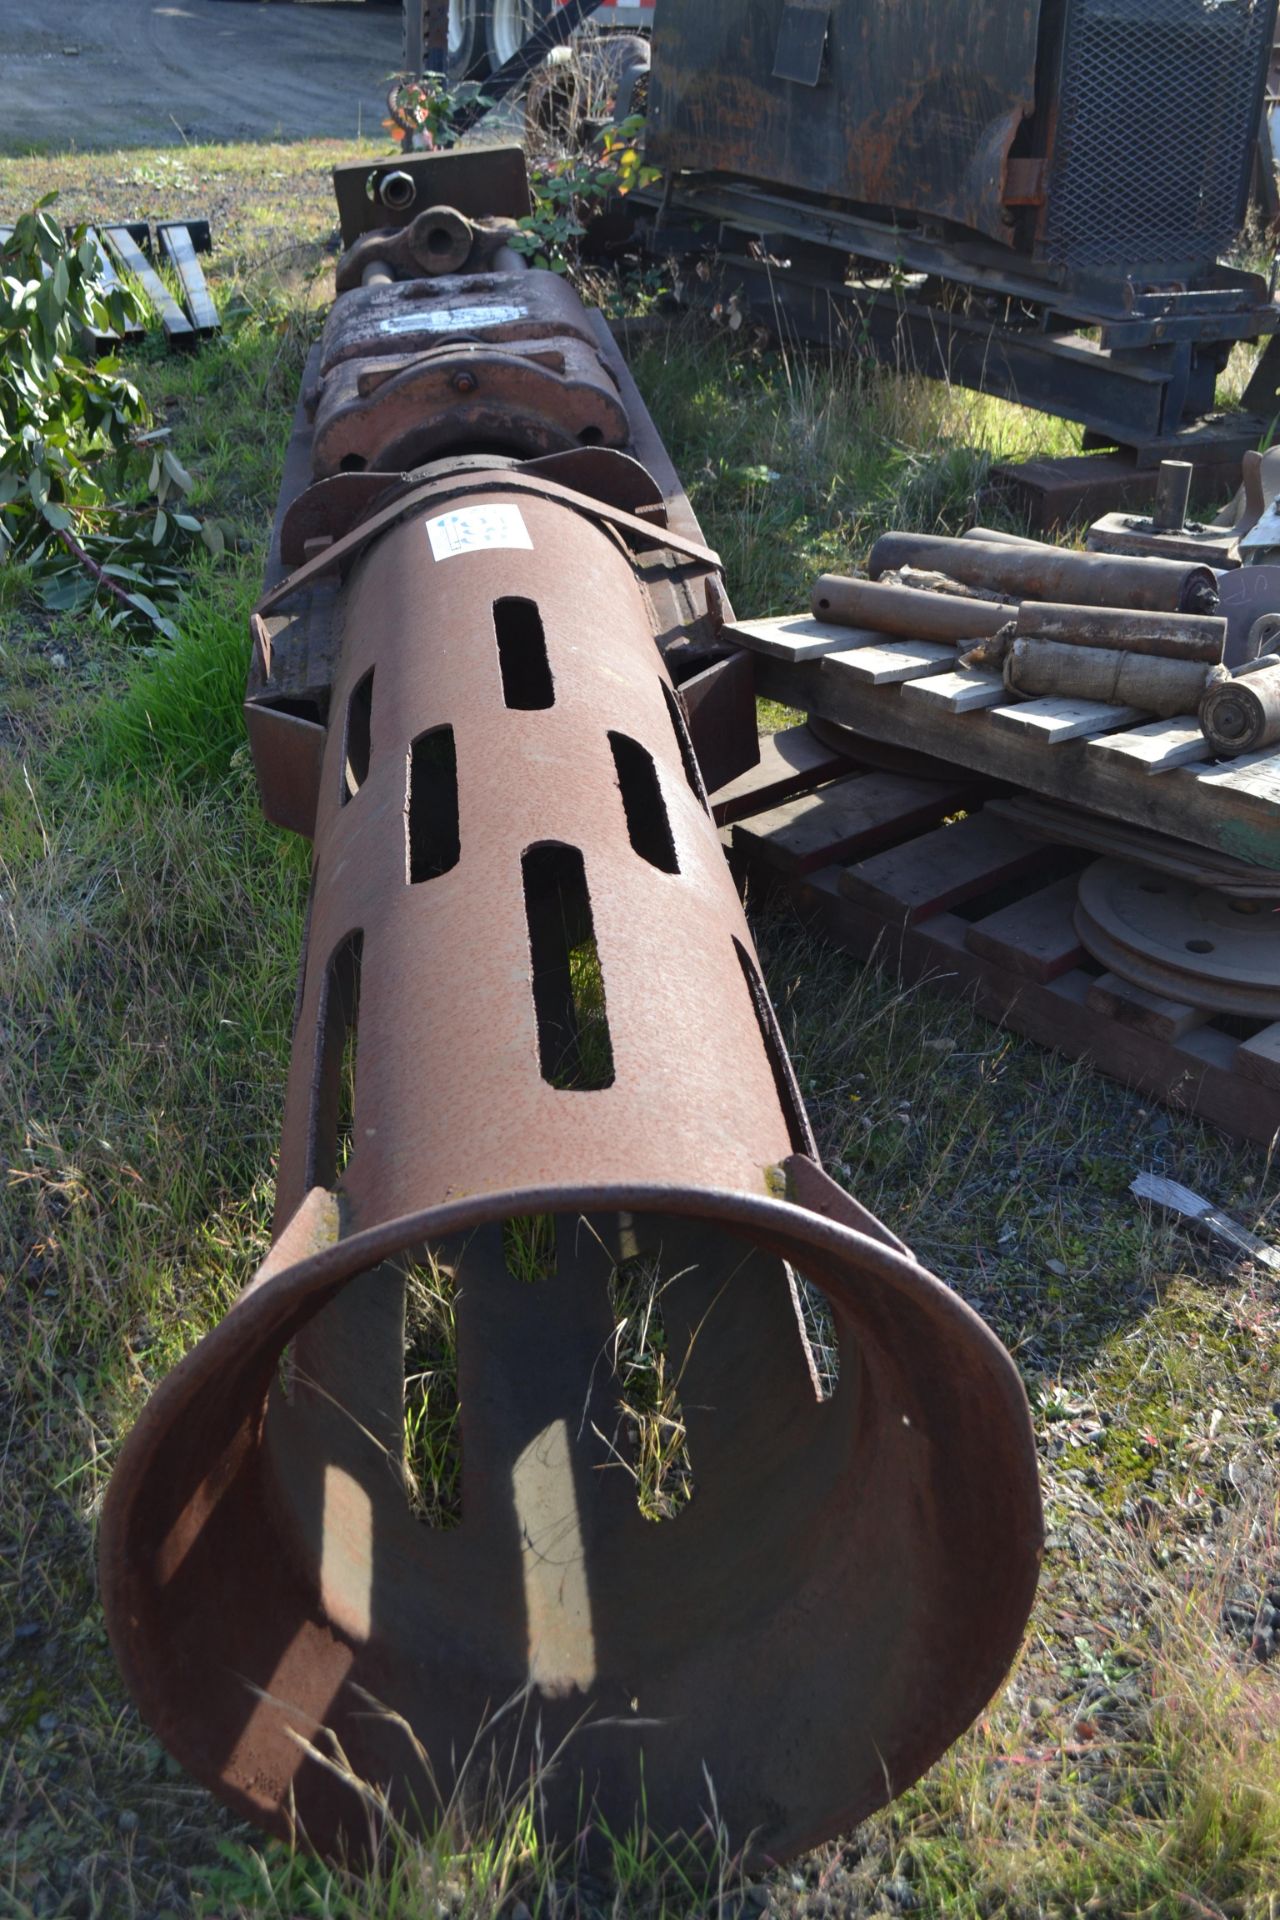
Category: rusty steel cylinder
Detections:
[
  {"x1": 1013, "y1": 601, "x2": 1226, "y2": 664},
  {"x1": 1200, "y1": 661, "x2": 1280, "y2": 756},
  {"x1": 811, "y1": 573, "x2": 1009, "y2": 641},
  {"x1": 869, "y1": 531, "x2": 1219, "y2": 614},
  {"x1": 1004, "y1": 636, "x2": 1226, "y2": 716},
  {"x1": 99, "y1": 218, "x2": 1041, "y2": 1871},
  {"x1": 960, "y1": 525, "x2": 1057, "y2": 548}
]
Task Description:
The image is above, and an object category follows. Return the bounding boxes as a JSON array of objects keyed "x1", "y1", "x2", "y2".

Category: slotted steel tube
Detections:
[{"x1": 100, "y1": 237, "x2": 1042, "y2": 1870}]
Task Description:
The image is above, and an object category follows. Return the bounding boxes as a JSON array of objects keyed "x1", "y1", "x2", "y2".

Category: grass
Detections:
[
  {"x1": 402, "y1": 1255, "x2": 463, "y2": 1530},
  {"x1": 2, "y1": 140, "x2": 1280, "y2": 1919},
  {"x1": 604, "y1": 1253, "x2": 695, "y2": 1524}
]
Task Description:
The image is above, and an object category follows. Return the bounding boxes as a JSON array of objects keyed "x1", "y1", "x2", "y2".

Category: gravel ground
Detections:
[{"x1": 0, "y1": 0, "x2": 402, "y2": 153}]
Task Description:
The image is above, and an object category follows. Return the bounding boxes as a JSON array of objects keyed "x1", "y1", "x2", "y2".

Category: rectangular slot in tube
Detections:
[
  {"x1": 407, "y1": 725, "x2": 460, "y2": 883},
  {"x1": 495, "y1": 597, "x2": 554, "y2": 710},
  {"x1": 341, "y1": 668, "x2": 374, "y2": 803},
  {"x1": 609, "y1": 732, "x2": 679, "y2": 874},
  {"x1": 522, "y1": 844, "x2": 615, "y2": 1091},
  {"x1": 309, "y1": 930, "x2": 364, "y2": 1189}
]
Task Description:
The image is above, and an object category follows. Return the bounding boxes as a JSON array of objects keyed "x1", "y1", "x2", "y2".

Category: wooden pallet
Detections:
[
  {"x1": 0, "y1": 221, "x2": 219, "y2": 351},
  {"x1": 716, "y1": 726, "x2": 1280, "y2": 1147},
  {"x1": 733, "y1": 620, "x2": 1280, "y2": 871}
]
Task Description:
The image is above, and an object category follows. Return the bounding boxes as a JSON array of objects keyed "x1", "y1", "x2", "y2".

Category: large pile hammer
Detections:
[{"x1": 101, "y1": 147, "x2": 1042, "y2": 1866}]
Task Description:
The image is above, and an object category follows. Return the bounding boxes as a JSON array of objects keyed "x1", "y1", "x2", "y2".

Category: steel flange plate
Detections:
[{"x1": 1074, "y1": 858, "x2": 1280, "y2": 1018}]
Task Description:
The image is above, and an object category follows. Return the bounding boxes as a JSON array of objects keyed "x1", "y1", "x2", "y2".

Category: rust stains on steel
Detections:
[
  {"x1": 646, "y1": 1, "x2": 1041, "y2": 243},
  {"x1": 99, "y1": 151, "x2": 1043, "y2": 1869}
]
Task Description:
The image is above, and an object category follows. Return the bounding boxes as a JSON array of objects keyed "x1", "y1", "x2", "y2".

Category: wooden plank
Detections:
[
  {"x1": 157, "y1": 223, "x2": 219, "y2": 335},
  {"x1": 899, "y1": 668, "x2": 1007, "y2": 713},
  {"x1": 964, "y1": 874, "x2": 1085, "y2": 981},
  {"x1": 782, "y1": 869, "x2": 1280, "y2": 1147},
  {"x1": 723, "y1": 614, "x2": 859, "y2": 662},
  {"x1": 990, "y1": 696, "x2": 1145, "y2": 744},
  {"x1": 821, "y1": 639, "x2": 957, "y2": 686},
  {"x1": 1236, "y1": 1023, "x2": 1280, "y2": 1091},
  {"x1": 731, "y1": 771, "x2": 975, "y2": 877},
  {"x1": 711, "y1": 722, "x2": 852, "y2": 826},
  {"x1": 102, "y1": 226, "x2": 193, "y2": 344},
  {"x1": 1193, "y1": 752, "x2": 1280, "y2": 805},
  {"x1": 754, "y1": 654, "x2": 1280, "y2": 869},
  {"x1": 836, "y1": 813, "x2": 1045, "y2": 925},
  {"x1": 1084, "y1": 971, "x2": 1207, "y2": 1041},
  {"x1": 1085, "y1": 718, "x2": 1209, "y2": 776}
]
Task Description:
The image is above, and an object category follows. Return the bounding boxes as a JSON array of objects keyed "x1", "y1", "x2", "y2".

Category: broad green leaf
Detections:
[{"x1": 161, "y1": 449, "x2": 195, "y2": 494}]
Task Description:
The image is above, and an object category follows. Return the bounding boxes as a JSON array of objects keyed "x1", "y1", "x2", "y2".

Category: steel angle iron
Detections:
[{"x1": 100, "y1": 149, "x2": 1043, "y2": 1867}]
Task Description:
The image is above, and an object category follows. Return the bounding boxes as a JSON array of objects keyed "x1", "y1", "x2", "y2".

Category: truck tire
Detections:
[
  {"x1": 485, "y1": 0, "x2": 553, "y2": 72},
  {"x1": 449, "y1": 0, "x2": 486, "y2": 79}
]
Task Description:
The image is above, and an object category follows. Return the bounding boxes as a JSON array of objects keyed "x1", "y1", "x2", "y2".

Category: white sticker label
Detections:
[
  {"x1": 427, "y1": 504, "x2": 533, "y2": 562},
  {"x1": 378, "y1": 303, "x2": 528, "y2": 336}
]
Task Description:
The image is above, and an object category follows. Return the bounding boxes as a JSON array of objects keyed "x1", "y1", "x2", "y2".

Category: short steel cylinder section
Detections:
[{"x1": 101, "y1": 470, "x2": 1043, "y2": 1868}]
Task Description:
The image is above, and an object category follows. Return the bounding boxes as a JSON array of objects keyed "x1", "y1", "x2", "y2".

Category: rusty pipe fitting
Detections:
[{"x1": 335, "y1": 206, "x2": 522, "y2": 294}]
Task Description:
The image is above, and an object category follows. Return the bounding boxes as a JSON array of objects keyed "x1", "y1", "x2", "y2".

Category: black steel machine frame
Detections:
[{"x1": 626, "y1": 0, "x2": 1280, "y2": 487}]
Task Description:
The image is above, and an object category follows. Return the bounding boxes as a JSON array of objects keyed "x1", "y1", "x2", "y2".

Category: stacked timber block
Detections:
[{"x1": 717, "y1": 527, "x2": 1280, "y2": 1146}]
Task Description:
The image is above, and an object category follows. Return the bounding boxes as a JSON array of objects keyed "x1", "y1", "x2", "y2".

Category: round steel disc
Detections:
[{"x1": 1075, "y1": 859, "x2": 1280, "y2": 1017}]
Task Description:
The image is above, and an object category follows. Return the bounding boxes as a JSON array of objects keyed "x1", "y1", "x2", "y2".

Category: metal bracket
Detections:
[{"x1": 773, "y1": 1, "x2": 831, "y2": 86}]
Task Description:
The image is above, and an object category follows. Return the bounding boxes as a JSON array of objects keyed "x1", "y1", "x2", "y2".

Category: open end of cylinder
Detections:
[
  {"x1": 100, "y1": 1175, "x2": 1041, "y2": 1868},
  {"x1": 378, "y1": 171, "x2": 417, "y2": 212}
]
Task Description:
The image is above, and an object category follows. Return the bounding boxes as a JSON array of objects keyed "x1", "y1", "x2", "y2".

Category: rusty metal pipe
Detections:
[
  {"x1": 1013, "y1": 601, "x2": 1226, "y2": 663},
  {"x1": 869, "y1": 532, "x2": 1219, "y2": 614},
  {"x1": 811, "y1": 573, "x2": 1009, "y2": 641},
  {"x1": 101, "y1": 468, "x2": 1041, "y2": 1866},
  {"x1": 1200, "y1": 660, "x2": 1280, "y2": 755},
  {"x1": 1004, "y1": 636, "x2": 1226, "y2": 716},
  {"x1": 961, "y1": 525, "x2": 1058, "y2": 548},
  {"x1": 100, "y1": 204, "x2": 1042, "y2": 1870}
]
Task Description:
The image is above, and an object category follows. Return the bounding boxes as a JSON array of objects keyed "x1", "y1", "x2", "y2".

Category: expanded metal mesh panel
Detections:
[{"x1": 1042, "y1": 0, "x2": 1274, "y2": 278}]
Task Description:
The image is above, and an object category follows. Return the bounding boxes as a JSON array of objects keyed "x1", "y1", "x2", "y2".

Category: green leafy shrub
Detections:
[
  {"x1": 0, "y1": 197, "x2": 219, "y2": 637},
  {"x1": 514, "y1": 115, "x2": 660, "y2": 272}
]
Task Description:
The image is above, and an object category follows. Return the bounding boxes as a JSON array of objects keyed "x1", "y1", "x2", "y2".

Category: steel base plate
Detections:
[{"x1": 1075, "y1": 858, "x2": 1280, "y2": 1017}]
